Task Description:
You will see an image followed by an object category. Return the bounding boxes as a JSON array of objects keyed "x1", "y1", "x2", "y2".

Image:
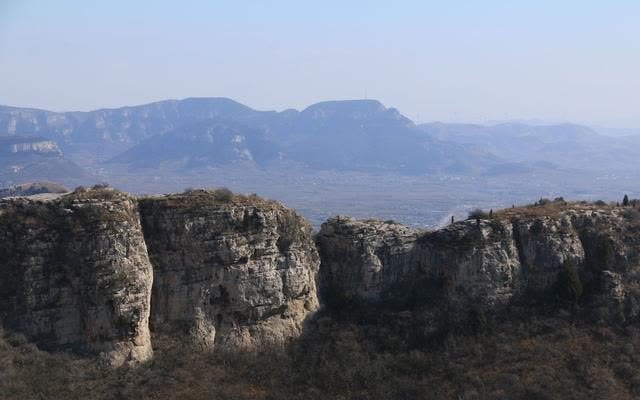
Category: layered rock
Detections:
[
  {"x1": 0, "y1": 189, "x2": 153, "y2": 365},
  {"x1": 4, "y1": 187, "x2": 640, "y2": 363},
  {"x1": 316, "y1": 217, "x2": 421, "y2": 306},
  {"x1": 0, "y1": 187, "x2": 321, "y2": 362},
  {"x1": 138, "y1": 190, "x2": 319, "y2": 349},
  {"x1": 317, "y1": 203, "x2": 640, "y2": 323},
  {"x1": 417, "y1": 219, "x2": 522, "y2": 308}
]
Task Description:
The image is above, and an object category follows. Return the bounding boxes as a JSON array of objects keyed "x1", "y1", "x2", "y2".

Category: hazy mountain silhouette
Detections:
[
  {"x1": 1, "y1": 98, "x2": 639, "y2": 178},
  {"x1": 105, "y1": 99, "x2": 503, "y2": 174}
]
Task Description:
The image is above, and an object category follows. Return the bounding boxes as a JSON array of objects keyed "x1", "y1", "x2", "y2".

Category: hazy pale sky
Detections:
[{"x1": 1, "y1": 0, "x2": 639, "y2": 126}]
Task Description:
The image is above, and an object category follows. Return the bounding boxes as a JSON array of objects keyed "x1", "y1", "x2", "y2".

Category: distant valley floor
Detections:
[{"x1": 92, "y1": 164, "x2": 640, "y2": 229}]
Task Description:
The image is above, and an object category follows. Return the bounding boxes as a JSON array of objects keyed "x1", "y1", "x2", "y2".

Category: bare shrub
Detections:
[
  {"x1": 213, "y1": 187, "x2": 234, "y2": 202},
  {"x1": 468, "y1": 208, "x2": 488, "y2": 220}
]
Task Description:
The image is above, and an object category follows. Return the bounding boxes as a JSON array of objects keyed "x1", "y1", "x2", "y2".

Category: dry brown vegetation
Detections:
[
  {"x1": 138, "y1": 187, "x2": 283, "y2": 210},
  {"x1": 64, "y1": 184, "x2": 128, "y2": 202},
  {"x1": 493, "y1": 198, "x2": 622, "y2": 220},
  {"x1": 2, "y1": 311, "x2": 640, "y2": 400}
]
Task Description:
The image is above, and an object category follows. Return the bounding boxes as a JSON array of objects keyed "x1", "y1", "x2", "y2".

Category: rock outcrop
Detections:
[
  {"x1": 0, "y1": 136, "x2": 61, "y2": 156},
  {"x1": 138, "y1": 190, "x2": 319, "y2": 349},
  {"x1": 316, "y1": 217, "x2": 421, "y2": 306},
  {"x1": 4, "y1": 188, "x2": 640, "y2": 364},
  {"x1": 317, "y1": 203, "x2": 640, "y2": 324},
  {"x1": 0, "y1": 189, "x2": 153, "y2": 366},
  {"x1": 0, "y1": 187, "x2": 321, "y2": 362}
]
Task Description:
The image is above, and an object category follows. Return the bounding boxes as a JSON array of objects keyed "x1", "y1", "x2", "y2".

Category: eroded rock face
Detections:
[
  {"x1": 317, "y1": 218, "x2": 523, "y2": 309},
  {"x1": 0, "y1": 190, "x2": 153, "y2": 366},
  {"x1": 138, "y1": 191, "x2": 320, "y2": 349},
  {"x1": 5, "y1": 188, "x2": 640, "y2": 362},
  {"x1": 316, "y1": 217, "x2": 421, "y2": 306},
  {"x1": 418, "y1": 219, "x2": 522, "y2": 308},
  {"x1": 0, "y1": 188, "x2": 321, "y2": 361},
  {"x1": 318, "y1": 205, "x2": 640, "y2": 323}
]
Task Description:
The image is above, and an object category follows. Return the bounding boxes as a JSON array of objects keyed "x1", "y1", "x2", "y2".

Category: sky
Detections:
[{"x1": 0, "y1": 0, "x2": 639, "y2": 127}]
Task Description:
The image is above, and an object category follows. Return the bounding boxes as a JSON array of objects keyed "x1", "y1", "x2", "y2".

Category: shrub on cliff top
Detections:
[
  {"x1": 213, "y1": 187, "x2": 234, "y2": 202},
  {"x1": 538, "y1": 198, "x2": 552, "y2": 206},
  {"x1": 467, "y1": 208, "x2": 489, "y2": 220},
  {"x1": 64, "y1": 185, "x2": 124, "y2": 202},
  {"x1": 92, "y1": 182, "x2": 110, "y2": 190},
  {"x1": 276, "y1": 210, "x2": 302, "y2": 253},
  {"x1": 182, "y1": 187, "x2": 235, "y2": 202}
]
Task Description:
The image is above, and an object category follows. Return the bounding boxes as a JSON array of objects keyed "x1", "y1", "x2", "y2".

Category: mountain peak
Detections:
[
  {"x1": 301, "y1": 99, "x2": 412, "y2": 125},
  {"x1": 302, "y1": 99, "x2": 384, "y2": 114}
]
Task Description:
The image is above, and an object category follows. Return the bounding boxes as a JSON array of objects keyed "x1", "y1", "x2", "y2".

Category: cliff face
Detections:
[
  {"x1": 0, "y1": 189, "x2": 153, "y2": 366},
  {"x1": 138, "y1": 191, "x2": 320, "y2": 349},
  {"x1": 0, "y1": 188, "x2": 321, "y2": 362},
  {"x1": 3, "y1": 189, "x2": 640, "y2": 365},
  {"x1": 317, "y1": 204, "x2": 640, "y2": 323},
  {"x1": 0, "y1": 137, "x2": 62, "y2": 156},
  {"x1": 316, "y1": 217, "x2": 421, "y2": 306}
]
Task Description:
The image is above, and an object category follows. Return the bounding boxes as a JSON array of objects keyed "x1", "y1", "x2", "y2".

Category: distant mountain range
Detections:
[
  {"x1": 1, "y1": 97, "x2": 639, "y2": 187},
  {"x1": 418, "y1": 122, "x2": 640, "y2": 172}
]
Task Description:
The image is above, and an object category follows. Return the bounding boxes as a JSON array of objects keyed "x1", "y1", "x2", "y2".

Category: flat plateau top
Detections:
[{"x1": 3, "y1": 192, "x2": 68, "y2": 201}]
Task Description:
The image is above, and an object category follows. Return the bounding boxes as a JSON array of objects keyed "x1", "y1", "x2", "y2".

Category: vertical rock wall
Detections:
[
  {"x1": 317, "y1": 205, "x2": 640, "y2": 322},
  {"x1": 138, "y1": 191, "x2": 320, "y2": 349},
  {"x1": 0, "y1": 190, "x2": 153, "y2": 365}
]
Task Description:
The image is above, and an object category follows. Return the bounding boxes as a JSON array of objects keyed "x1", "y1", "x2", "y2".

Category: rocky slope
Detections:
[
  {"x1": 0, "y1": 189, "x2": 153, "y2": 366},
  {"x1": 138, "y1": 190, "x2": 319, "y2": 349},
  {"x1": 317, "y1": 202, "x2": 640, "y2": 325}
]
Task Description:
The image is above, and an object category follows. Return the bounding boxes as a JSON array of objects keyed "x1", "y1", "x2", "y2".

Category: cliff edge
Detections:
[
  {"x1": 138, "y1": 189, "x2": 319, "y2": 349},
  {"x1": 0, "y1": 188, "x2": 153, "y2": 366},
  {"x1": 317, "y1": 201, "x2": 640, "y2": 328}
]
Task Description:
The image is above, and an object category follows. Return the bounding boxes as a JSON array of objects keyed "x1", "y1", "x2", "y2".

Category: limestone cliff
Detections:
[
  {"x1": 316, "y1": 217, "x2": 421, "y2": 306},
  {"x1": 317, "y1": 203, "x2": 640, "y2": 324},
  {"x1": 0, "y1": 188, "x2": 153, "y2": 366},
  {"x1": 138, "y1": 190, "x2": 319, "y2": 349},
  {"x1": 4, "y1": 188, "x2": 640, "y2": 364},
  {"x1": 0, "y1": 187, "x2": 320, "y2": 362}
]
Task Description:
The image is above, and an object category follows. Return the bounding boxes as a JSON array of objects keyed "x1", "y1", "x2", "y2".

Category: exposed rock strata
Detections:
[
  {"x1": 317, "y1": 205, "x2": 640, "y2": 323},
  {"x1": 138, "y1": 191, "x2": 319, "y2": 349},
  {"x1": 4, "y1": 190, "x2": 640, "y2": 364},
  {"x1": 316, "y1": 217, "x2": 421, "y2": 306},
  {"x1": 0, "y1": 189, "x2": 153, "y2": 365},
  {"x1": 0, "y1": 188, "x2": 321, "y2": 362}
]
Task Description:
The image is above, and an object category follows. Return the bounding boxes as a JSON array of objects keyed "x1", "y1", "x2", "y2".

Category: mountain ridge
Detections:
[{"x1": 1, "y1": 97, "x2": 639, "y2": 199}]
